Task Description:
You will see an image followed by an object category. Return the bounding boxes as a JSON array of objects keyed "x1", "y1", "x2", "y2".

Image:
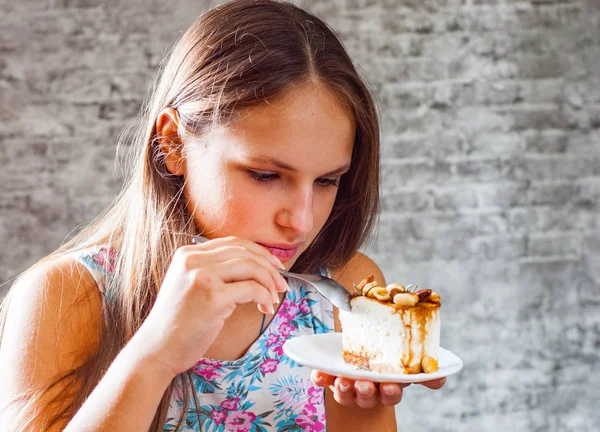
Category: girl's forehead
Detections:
[
  {"x1": 223, "y1": 83, "x2": 355, "y2": 155},
  {"x1": 240, "y1": 81, "x2": 352, "y2": 121}
]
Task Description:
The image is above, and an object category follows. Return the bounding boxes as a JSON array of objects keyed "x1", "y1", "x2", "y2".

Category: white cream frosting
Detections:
[{"x1": 339, "y1": 296, "x2": 440, "y2": 373}]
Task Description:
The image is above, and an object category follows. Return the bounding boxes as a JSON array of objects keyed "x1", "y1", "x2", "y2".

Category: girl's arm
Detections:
[
  {"x1": 65, "y1": 330, "x2": 175, "y2": 431},
  {"x1": 0, "y1": 258, "x2": 174, "y2": 432},
  {"x1": 324, "y1": 252, "x2": 397, "y2": 431},
  {"x1": 1, "y1": 237, "x2": 285, "y2": 431}
]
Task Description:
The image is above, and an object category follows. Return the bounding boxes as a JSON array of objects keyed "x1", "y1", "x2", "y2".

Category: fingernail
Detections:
[
  {"x1": 278, "y1": 277, "x2": 289, "y2": 292},
  {"x1": 382, "y1": 385, "x2": 395, "y2": 396},
  {"x1": 329, "y1": 385, "x2": 335, "y2": 393},
  {"x1": 272, "y1": 256, "x2": 285, "y2": 269},
  {"x1": 340, "y1": 383, "x2": 350, "y2": 392},
  {"x1": 271, "y1": 306, "x2": 275, "y2": 315},
  {"x1": 356, "y1": 383, "x2": 370, "y2": 395}
]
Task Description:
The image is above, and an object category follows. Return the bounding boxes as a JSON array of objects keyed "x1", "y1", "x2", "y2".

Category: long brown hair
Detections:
[{"x1": 0, "y1": 1, "x2": 380, "y2": 430}]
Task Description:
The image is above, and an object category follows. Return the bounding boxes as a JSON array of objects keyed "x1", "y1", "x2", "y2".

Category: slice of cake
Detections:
[{"x1": 338, "y1": 275, "x2": 441, "y2": 374}]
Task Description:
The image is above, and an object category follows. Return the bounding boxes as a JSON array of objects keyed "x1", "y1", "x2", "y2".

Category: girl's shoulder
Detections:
[
  {"x1": 4, "y1": 253, "x2": 105, "y2": 342},
  {"x1": 330, "y1": 251, "x2": 386, "y2": 289},
  {"x1": 0, "y1": 255, "x2": 103, "y2": 417}
]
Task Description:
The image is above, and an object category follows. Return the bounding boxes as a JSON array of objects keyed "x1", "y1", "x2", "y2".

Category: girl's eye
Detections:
[
  {"x1": 248, "y1": 171, "x2": 279, "y2": 183},
  {"x1": 248, "y1": 170, "x2": 339, "y2": 188},
  {"x1": 316, "y1": 177, "x2": 340, "y2": 188}
]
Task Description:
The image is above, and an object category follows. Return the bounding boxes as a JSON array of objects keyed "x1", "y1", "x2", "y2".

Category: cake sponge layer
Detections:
[{"x1": 339, "y1": 296, "x2": 440, "y2": 374}]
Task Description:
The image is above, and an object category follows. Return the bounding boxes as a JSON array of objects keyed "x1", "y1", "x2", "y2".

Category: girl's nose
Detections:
[{"x1": 277, "y1": 187, "x2": 314, "y2": 235}]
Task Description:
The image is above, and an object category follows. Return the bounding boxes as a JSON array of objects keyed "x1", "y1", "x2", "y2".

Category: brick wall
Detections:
[{"x1": 1, "y1": 0, "x2": 599, "y2": 430}]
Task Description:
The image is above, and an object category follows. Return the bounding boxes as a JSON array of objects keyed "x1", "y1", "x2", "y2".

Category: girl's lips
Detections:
[{"x1": 259, "y1": 244, "x2": 299, "y2": 261}]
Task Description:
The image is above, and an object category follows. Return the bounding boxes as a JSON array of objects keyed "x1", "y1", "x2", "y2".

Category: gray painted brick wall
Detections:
[{"x1": 1, "y1": 0, "x2": 599, "y2": 431}]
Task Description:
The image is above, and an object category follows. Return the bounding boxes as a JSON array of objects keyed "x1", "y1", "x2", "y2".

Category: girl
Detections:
[{"x1": 0, "y1": 1, "x2": 444, "y2": 431}]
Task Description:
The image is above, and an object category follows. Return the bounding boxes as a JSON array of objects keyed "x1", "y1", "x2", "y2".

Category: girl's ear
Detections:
[{"x1": 156, "y1": 108, "x2": 186, "y2": 176}]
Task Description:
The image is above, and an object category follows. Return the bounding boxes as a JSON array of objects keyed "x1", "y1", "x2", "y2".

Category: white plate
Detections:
[{"x1": 283, "y1": 333, "x2": 463, "y2": 383}]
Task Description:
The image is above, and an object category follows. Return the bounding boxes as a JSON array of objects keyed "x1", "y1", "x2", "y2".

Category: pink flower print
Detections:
[
  {"x1": 299, "y1": 299, "x2": 311, "y2": 314},
  {"x1": 193, "y1": 358, "x2": 223, "y2": 378},
  {"x1": 278, "y1": 322, "x2": 294, "y2": 338},
  {"x1": 296, "y1": 403, "x2": 325, "y2": 432},
  {"x1": 303, "y1": 402, "x2": 317, "y2": 416},
  {"x1": 220, "y1": 397, "x2": 240, "y2": 411},
  {"x1": 225, "y1": 411, "x2": 257, "y2": 432},
  {"x1": 210, "y1": 409, "x2": 227, "y2": 425},
  {"x1": 307, "y1": 386, "x2": 324, "y2": 405},
  {"x1": 273, "y1": 340, "x2": 285, "y2": 356},
  {"x1": 260, "y1": 358, "x2": 280, "y2": 374},
  {"x1": 93, "y1": 247, "x2": 116, "y2": 273},
  {"x1": 266, "y1": 333, "x2": 280, "y2": 347},
  {"x1": 281, "y1": 300, "x2": 299, "y2": 320},
  {"x1": 196, "y1": 366, "x2": 219, "y2": 381},
  {"x1": 197, "y1": 358, "x2": 223, "y2": 368}
]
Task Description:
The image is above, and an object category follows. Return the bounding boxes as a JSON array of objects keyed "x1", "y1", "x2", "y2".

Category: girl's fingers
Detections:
[
  {"x1": 187, "y1": 241, "x2": 290, "y2": 293},
  {"x1": 196, "y1": 236, "x2": 286, "y2": 270},
  {"x1": 311, "y1": 370, "x2": 336, "y2": 388},
  {"x1": 213, "y1": 259, "x2": 280, "y2": 309},
  {"x1": 313, "y1": 373, "x2": 408, "y2": 407},
  {"x1": 222, "y1": 280, "x2": 276, "y2": 314},
  {"x1": 332, "y1": 377, "x2": 356, "y2": 406},
  {"x1": 353, "y1": 380, "x2": 379, "y2": 409},
  {"x1": 378, "y1": 383, "x2": 405, "y2": 405},
  {"x1": 418, "y1": 377, "x2": 446, "y2": 390},
  {"x1": 211, "y1": 246, "x2": 289, "y2": 293},
  {"x1": 257, "y1": 303, "x2": 273, "y2": 315}
]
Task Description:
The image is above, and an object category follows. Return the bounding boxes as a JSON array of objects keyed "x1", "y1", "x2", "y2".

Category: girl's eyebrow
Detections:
[{"x1": 248, "y1": 156, "x2": 351, "y2": 176}]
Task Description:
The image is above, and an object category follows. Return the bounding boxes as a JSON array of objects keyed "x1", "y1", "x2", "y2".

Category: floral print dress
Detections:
[{"x1": 73, "y1": 246, "x2": 335, "y2": 432}]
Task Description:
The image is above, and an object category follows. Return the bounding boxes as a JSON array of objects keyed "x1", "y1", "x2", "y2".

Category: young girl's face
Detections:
[{"x1": 182, "y1": 82, "x2": 355, "y2": 268}]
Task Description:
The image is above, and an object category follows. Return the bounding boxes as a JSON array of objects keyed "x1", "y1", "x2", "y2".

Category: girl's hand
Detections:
[
  {"x1": 132, "y1": 236, "x2": 289, "y2": 376},
  {"x1": 311, "y1": 371, "x2": 446, "y2": 408}
]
